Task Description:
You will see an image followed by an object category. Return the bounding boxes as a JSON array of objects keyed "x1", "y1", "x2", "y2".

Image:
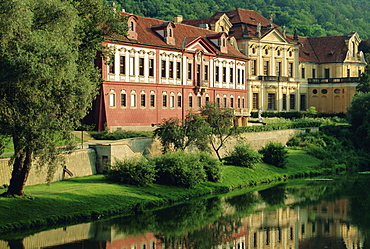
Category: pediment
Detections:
[
  {"x1": 184, "y1": 37, "x2": 217, "y2": 55},
  {"x1": 261, "y1": 29, "x2": 289, "y2": 44}
]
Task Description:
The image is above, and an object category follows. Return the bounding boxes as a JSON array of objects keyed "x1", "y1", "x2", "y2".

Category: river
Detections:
[{"x1": 1, "y1": 174, "x2": 370, "y2": 249}]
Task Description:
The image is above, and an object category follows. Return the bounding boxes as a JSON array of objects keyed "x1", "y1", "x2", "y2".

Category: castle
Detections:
[{"x1": 84, "y1": 8, "x2": 367, "y2": 131}]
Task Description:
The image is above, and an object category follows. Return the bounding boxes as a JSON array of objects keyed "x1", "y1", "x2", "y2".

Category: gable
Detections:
[
  {"x1": 261, "y1": 29, "x2": 289, "y2": 44},
  {"x1": 186, "y1": 38, "x2": 217, "y2": 55}
]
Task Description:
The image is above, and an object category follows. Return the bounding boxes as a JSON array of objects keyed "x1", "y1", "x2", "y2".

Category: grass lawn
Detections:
[{"x1": 0, "y1": 149, "x2": 324, "y2": 234}]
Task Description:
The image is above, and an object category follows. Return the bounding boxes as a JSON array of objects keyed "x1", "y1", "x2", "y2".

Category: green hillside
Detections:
[{"x1": 116, "y1": 0, "x2": 370, "y2": 38}]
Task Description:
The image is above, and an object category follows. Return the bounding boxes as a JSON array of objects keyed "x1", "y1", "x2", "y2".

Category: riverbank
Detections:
[{"x1": 0, "y1": 149, "x2": 326, "y2": 235}]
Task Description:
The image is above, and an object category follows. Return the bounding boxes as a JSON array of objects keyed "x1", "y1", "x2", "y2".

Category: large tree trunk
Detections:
[
  {"x1": 3, "y1": 133, "x2": 33, "y2": 197},
  {"x1": 6, "y1": 149, "x2": 32, "y2": 196}
]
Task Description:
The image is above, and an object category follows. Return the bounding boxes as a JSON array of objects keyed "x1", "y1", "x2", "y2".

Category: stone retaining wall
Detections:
[{"x1": 0, "y1": 128, "x2": 316, "y2": 186}]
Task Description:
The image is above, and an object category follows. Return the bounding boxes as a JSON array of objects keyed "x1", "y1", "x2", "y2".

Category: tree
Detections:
[
  {"x1": 200, "y1": 102, "x2": 239, "y2": 161},
  {"x1": 347, "y1": 93, "x2": 370, "y2": 150},
  {"x1": 356, "y1": 67, "x2": 370, "y2": 93},
  {"x1": 0, "y1": 0, "x2": 126, "y2": 196},
  {"x1": 154, "y1": 112, "x2": 211, "y2": 153}
]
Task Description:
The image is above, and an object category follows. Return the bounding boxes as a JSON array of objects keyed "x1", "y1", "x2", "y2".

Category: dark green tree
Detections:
[
  {"x1": 154, "y1": 111, "x2": 211, "y2": 153},
  {"x1": 347, "y1": 93, "x2": 370, "y2": 150},
  {"x1": 0, "y1": 0, "x2": 126, "y2": 196}
]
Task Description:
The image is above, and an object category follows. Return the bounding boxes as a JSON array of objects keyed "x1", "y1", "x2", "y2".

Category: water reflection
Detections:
[{"x1": 1, "y1": 175, "x2": 370, "y2": 249}]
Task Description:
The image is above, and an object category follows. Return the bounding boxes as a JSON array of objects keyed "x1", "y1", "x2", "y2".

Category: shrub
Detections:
[
  {"x1": 89, "y1": 130, "x2": 153, "y2": 140},
  {"x1": 224, "y1": 142, "x2": 262, "y2": 168},
  {"x1": 258, "y1": 142, "x2": 288, "y2": 168},
  {"x1": 106, "y1": 157, "x2": 156, "y2": 186},
  {"x1": 197, "y1": 152, "x2": 223, "y2": 182},
  {"x1": 153, "y1": 151, "x2": 207, "y2": 188}
]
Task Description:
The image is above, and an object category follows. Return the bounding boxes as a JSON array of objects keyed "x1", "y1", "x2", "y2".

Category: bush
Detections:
[
  {"x1": 153, "y1": 151, "x2": 207, "y2": 188},
  {"x1": 89, "y1": 130, "x2": 153, "y2": 140},
  {"x1": 198, "y1": 152, "x2": 223, "y2": 182},
  {"x1": 258, "y1": 142, "x2": 288, "y2": 168},
  {"x1": 224, "y1": 142, "x2": 262, "y2": 168},
  {"x1": 106, "y1": 158, "x2": 156, "y2": 186}
]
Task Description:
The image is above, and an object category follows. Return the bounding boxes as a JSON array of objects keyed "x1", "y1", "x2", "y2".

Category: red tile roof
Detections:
[
  {"x1": 296, "y1": 35, "x2": 351, "y2": 63},
  {"x1": 111, "y1": 13, "x2": 248, "y2": 60}
]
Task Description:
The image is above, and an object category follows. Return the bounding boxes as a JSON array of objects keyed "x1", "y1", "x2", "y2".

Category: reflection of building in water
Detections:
[
  {"x1": 215, "y1": 198, "x2": 364, "y2": 249},
  {"x1": 0, "y1": 198, "x2": 364, "y2": 249}
]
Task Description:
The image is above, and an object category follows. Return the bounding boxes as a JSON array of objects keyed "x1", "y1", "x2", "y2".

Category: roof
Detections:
[
  {"x1": 297, "y1": 34, "x2": 352, "y2": 63},
  {"x1": 110, "y1": 13, "x2": 248, "y2": 59}
]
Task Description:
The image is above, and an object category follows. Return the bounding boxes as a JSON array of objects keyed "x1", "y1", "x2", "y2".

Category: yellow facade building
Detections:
[{"x1": 183, "y1": 9, "x2": 367, "y2": 114}]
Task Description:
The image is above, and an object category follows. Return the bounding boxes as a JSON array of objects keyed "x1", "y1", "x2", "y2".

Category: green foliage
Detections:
[
  {"x1": 224, "y1": 142, "x2": 262, "y2": 168},
  {"x1": 153, "y1": 151, "x2": 207, "y2": 188},
  {"x1": 0, "y1": 0, "x2": 127, "y2": 195},
  {"x1": 154, "y1": 112, "x2": 211, "y2": 153},
  {"x1": 258, "y1": 142, "x2": 288, "y2": 168},
  {"x1": 0, "y1": 135, "x2": 10, "y2": 156},
  {"x1": 198, "y1": 152, "x2": 223, "y2": 182},
  {"x1": 106, "y1": 157, "x2": 156, "y2": 186},
  {"x1": 200, "y1": 102, "x2": 239, "y2": 161},
  {"x1": 348, "y1": 93, "x2": 370, "y2": 145},
  {"x1": 89, "y1": 130, "x2": 153, "y2": 140}
]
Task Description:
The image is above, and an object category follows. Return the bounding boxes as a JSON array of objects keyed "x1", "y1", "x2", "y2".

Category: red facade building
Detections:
[{"x1": 86, "y1": 12, "x2": 250, "y2": 131}]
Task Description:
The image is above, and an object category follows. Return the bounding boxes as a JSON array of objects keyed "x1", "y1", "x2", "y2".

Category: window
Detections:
[
  {"x1": 170, "y1": 95, "x2": 175, "y2": 108},
  {"x1": 169, "y1": 61, "x2": 174, "y2": 78},
  {"x1": 176, "y1": 62, "x2": 181, "y2": 79},
  {"x1": 129, "y1": 57, "x2": 135, "y2": 75},
  {"x1": 268, "y1": 93, "x2": 275, "y2": 110},
  {"x1": 282, "y1": 94, "x2": 287, "y2": 110},
  {"x1": 187, "y1": 63, "x2": 192, "y2": 80},
  {"x1": 222, "y1": 66, "x2": 226, "y2": 82},
  {"x1": 120, "y1": 93, "x2": 127, "y2": 107},
  {"x1": 205, "y1": 96, "x2": 210, "y2": 103},
  {"x1": 237, "y1": 69, "x2": 241, "y2": 83},
  {"x1": 149, "y1": 58, "x2": 154, "y2": 77},
  {"x1": 301, "y1": 67, "x2": 305, "y2": 79},
  {"x1": 264, "y1": 61, "x2": 269, "y2": 76},
  {"x1": 120, "y1": 56, "x2": 125, "y2": 74},
  {"x1": 312, "y1": 68, "x2": 316, "y2": 78},
  {"x1": 276, "y1": 62, "x2": 281, "y2": 76},
  {"x1": 161, "y1": 60, "x2": 166, "y2": 78},
  {"x1": 288, "y1": 63, "x2": 293, "y2": 77},
  {"x1": 216, "y1": 97, "x2": 221, "y2": 107},
  {"x1": 324, "y1": 68, "x2": 330, "y2": 78},
  {"x1": 230, "y1": 97, "x2": 234, "y2": 108},
  {"x1": 139, "y1": 58, "x2": 144, "y2": 76},
  {"x1": 300, "y1": 94, "x2": 306, "y2": 111},
  {"x1": 237, "y1": 98, "x2": 241, "y2": 108},
  {"x1": 109, "y1": 91, "x2": 115, "y2": 107},
  {"x1": 359, "y1": 69, "x2": 362, "y2": 77},
  {"x1": 109, "y1": 57, "x2": 115, "y2": 74},
  {"x1": 241, "y1": 69, "x2": 245, "y2": 84},
  {"x1": 140, "y1": 93, "x2": 146, "y2": 107},
  {"x1": 204, "y1": 65, "x2": 209, "y2": 81},
  {"x1": 242, "y1": 98, "x2": 245, "y2": 108},
  {"x1": 321, "y1": 89, "x2": 328, "y2": 94},
  {"x1": 130, "y1": 21, "x2": 135, "y2": 31},
  {"x1": 150, "y1": 94, "x2": 155, "y2": 107},
  {"x1": 130, "y1": 92, "x2": 136, "y2": 107},
  {"x1": 188, "y1": 96, "x2": 193, "y2": 108},
  {"x1": 312, "y1": 89, "x2": 318, "y2": 94},
  {"x1": 251, "y1": 60, "x2": 257, "y2": 75},
  {"x1": 177, "y1": 95, "x2": 182, "y2": 107},
  {"x1": 197, "y1": 64, "x2": 201, "y2": 85},
  {"x1": 290, "y1": 94, "x2": 295, "y2": 110},
  {"x1": 215, "y1": 66, "x2": 220, "y2": 82},
  {"x1": 197, "y1": 96, "x2": 201, "y2": 108},
  {"x1": 162, "y1": 94, "x2": 167, "y2": 107},
  {"x1": 252, "y1": 93, "x2": 259, "y2": 109},
  {"x1": 347, "y1": 68, "x2": 350, "y2": 77},
  {"x1": 223, "y1": 97, "x2": 227, "y2": 108}
]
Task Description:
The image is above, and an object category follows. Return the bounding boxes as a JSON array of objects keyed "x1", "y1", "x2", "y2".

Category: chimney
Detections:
[{"x1": 174, "y1": 15, "x2": 183, "y2": 23}]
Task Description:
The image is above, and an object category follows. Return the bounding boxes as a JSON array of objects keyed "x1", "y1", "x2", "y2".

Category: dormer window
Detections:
[
  {"x1": 151, "y1": 22, "x2": 176, "y2": 45},
  {"x1": 127, "y1": 16, "x2": 138, "y2": 40}
]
